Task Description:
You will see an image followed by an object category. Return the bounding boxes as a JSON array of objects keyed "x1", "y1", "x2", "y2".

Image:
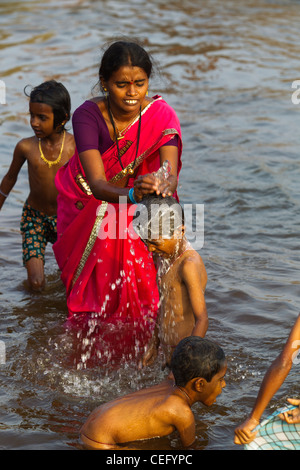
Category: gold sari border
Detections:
[{"x1": 71, "y1": 201, "x2": 108, "y2": 288}]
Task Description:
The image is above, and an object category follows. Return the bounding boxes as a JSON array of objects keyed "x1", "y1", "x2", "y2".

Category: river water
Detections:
[{"x1": 0, "y1": 0, "x2": 299, "y2": 451}]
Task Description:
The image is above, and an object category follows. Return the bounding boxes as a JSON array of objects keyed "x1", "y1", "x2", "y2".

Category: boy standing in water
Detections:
[
  {"x1": 133, "y1": 194, "x2": 208, "y2": 367},
  {"x1": 80, "y1": 336, "x2": 227, "y2": 450},
  {"x1": 0, "y1": 80, "x2": 75, "y2": 290}
]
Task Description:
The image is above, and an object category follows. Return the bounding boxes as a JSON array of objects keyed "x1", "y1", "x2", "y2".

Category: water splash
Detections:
[{"x1": 153, "y1": 160, "x2": 171, "y2": 182}]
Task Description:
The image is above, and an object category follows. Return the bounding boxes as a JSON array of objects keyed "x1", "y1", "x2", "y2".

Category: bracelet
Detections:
[
  {"x1": 128, "y1": 187, "x2": 137, "y2": 204},
  {"x1": 0, "y1": 189, "x2": 8, "y2": 198}
]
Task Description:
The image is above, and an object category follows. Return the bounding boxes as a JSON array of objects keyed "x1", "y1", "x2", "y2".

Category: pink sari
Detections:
[{"x1": 53, "y1": 96, "x2": 182, "y2": 365}]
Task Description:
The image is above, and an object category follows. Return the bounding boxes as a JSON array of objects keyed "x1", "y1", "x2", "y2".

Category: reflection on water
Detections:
[{"x1": 0, "y1": 0, "x2": 300, "y2": 450}]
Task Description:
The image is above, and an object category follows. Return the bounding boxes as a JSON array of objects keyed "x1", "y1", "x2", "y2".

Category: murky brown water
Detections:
[{"x1": 0, "y1": 0, "x2": 300, "y2": 451}]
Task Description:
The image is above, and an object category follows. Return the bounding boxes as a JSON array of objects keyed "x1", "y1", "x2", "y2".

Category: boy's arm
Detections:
[
  {"x1": 234, "y1": 314, "x2": 300, "y2": 445},
  {"x1": 172, "y1": 406, "x2": 196, "y2": 447},
  {"x1": 141, "y1": 321, "x2": 160, "y2": 367},
  {"x1": 181, "y1": 259, "x2": 208, "y2": 337},
  {"x1": 0, "y1": 140, "x2": 26, "y2": 210}
]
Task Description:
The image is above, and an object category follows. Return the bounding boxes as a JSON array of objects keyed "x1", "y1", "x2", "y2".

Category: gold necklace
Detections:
[
  {"x1": 109, "y1": 108, "x2": 140, "y2": 140},
  {"x1": 39, "y1": 131, "x2": 65, "y2": 168}
]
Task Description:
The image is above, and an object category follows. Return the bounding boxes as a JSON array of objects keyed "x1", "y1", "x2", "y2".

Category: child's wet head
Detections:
[{"x1": 133, "y1": 194, "x2": 184, "y2": 244}]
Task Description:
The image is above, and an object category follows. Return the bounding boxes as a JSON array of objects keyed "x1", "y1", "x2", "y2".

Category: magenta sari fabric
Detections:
[{"x1": 53, "y1": 97, "x2": 182, "y2": 364}]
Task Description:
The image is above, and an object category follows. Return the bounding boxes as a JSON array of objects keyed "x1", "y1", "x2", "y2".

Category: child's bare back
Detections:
[
  {"x1": 80, "y1": 336, "x2": 227, "y2": 450},
  {"x1": 80, "y1": 378, "x2": 193, "y2": 450}
]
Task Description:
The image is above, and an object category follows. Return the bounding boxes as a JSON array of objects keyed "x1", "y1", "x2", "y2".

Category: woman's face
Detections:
[{"x1": 103, "y1": 65, "x2": 149, "y2": 117}]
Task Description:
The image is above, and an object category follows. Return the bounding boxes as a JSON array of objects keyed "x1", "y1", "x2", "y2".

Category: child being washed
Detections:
[{"x1": 133, "y1": 194, "x2": 208, "y2": 368}]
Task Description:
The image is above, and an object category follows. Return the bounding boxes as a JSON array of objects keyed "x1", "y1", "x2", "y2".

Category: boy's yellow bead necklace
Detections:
[{"x1": 39, "y1": 130, "x2": 65, "y2": 168}]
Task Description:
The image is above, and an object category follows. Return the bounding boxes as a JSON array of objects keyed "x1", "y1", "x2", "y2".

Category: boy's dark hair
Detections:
[
  {"x1": 99, "y1": 40, "x2": 153, "y2": 83},
  {"x1": 171, "y1": 336, "x2": 226, "y2": 387},
  {"x1": 25, "y1": 80, "x2": 71, "y2": 132},
  {"x1": 132, "y1": 194, "x2": 184, "y2": 240}
]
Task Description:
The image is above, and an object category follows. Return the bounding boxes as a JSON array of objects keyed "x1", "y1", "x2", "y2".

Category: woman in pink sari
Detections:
[{"x1": 53, "y1": 41, "x2": 182, "y2": 366}]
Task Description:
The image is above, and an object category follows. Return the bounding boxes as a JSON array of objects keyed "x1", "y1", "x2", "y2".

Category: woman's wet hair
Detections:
[
  {"x1": 99, "y1": 40, "x2": 153, "y2": 82},
  {"x1": 25, "y1": 80, "x2": 71, "y2": 132},
  {"x1": 132, "y1": 194, "x2": 184, "y2": 241},
  {"x1": 171, "y1": 336, "x2": 226, "y2": 387}
]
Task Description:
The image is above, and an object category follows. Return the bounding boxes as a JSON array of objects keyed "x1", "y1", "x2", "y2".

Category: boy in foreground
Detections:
[{"x1": 80, "y1": 336, "x2": 227, "y2": 450}]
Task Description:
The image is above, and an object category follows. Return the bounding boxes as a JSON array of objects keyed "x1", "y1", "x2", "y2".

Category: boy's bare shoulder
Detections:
[
  {"x1": 164, "y1": 395, "x2": 194, "y2": 433},
  {"x1": 15, "y1": 136, "x2": 37, "y2": 155},
  {"x1": 65, "y1": 131, "x2": 75, "y2": 145},
  {"x1": 64, "y1": 132, "x2": 76, "y2": 158},
  {"x1": 181, "y1": 249, "x2": 205, "y2": 271},
  {"x1": 180, "y1": 249, "x2": 207, "y2": 285},
  {"x1": 165, "y1": 392, "x2": 193, "y2": 418}
]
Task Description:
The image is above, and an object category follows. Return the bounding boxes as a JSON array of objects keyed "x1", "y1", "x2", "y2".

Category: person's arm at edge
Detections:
[{"x1": 234, "y1": 313, "x2": 300, "y2": 445}]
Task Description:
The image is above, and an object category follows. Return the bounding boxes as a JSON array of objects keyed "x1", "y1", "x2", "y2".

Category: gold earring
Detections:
[{"x1": 101, "y1": 82, "x2": 108, "y2": 96}]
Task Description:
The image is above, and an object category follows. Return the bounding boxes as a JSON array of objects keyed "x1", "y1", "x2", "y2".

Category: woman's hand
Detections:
[
  {"x1": 279, "y1": 398, "x2": 300, "y2": 424},
  {"x1": 134, "y1": 173, "x2": 167, "y2": 201},
  {"x1": 155, "y1": 176, "x2": 174, "y2": 197},
  {"x1": 134, "y1": 173, "x2": 158, "y2": 201},
  {"x1": 133, "y1": 173, "x2": 174, "y2": 201}
]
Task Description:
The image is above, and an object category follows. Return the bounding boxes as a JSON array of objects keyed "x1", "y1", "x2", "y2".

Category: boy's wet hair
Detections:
[
  {"x1": 25, "y1": 80, "x2": 71, "y2": 132},
  {"x1": 132, "y1": 194, "x2": 184, "y2": 240},
  {"x1": 171, "y1": 336, "x2": 226, "y2": 387}
]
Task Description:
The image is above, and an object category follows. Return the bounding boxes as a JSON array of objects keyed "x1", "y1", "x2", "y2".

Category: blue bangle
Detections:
[
  {"x1": 129, "y1": 187, "x2": 137, "y2": 204},
  {"x1": 0, "y1": 189, "x2": 8, "y2": 198}
]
